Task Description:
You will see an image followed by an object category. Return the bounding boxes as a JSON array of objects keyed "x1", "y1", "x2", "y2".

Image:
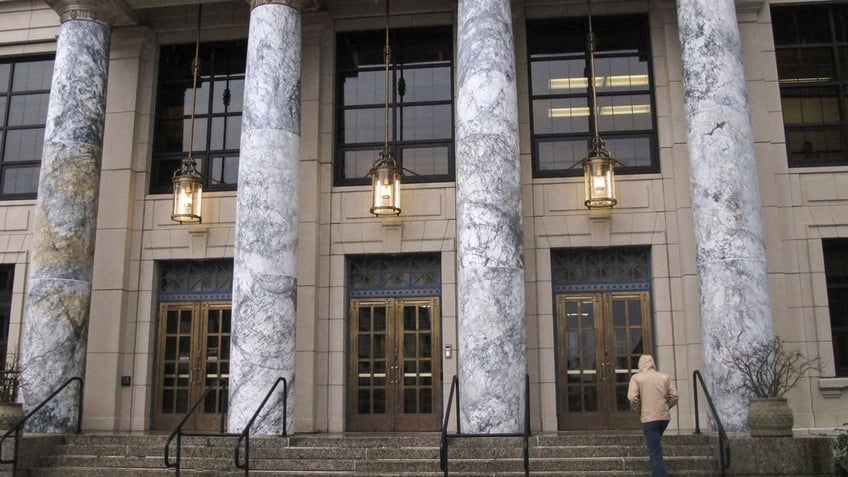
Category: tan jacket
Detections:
[{"x1": 627, "y1": 355, "x2": 679, "y2": 423}]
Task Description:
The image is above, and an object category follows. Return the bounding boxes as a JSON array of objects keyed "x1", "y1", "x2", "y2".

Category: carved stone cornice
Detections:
[{"x1": 45, "y1": 0, "x2": 137, "y2": 27}]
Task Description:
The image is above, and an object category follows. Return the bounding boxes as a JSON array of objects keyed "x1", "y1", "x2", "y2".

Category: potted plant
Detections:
[
  {"x1": 0, "y1": 355, "x2": 23, "y2": 431},
  {"x1": 726, "y1": 336, "x2": 822, "y2": 437}
]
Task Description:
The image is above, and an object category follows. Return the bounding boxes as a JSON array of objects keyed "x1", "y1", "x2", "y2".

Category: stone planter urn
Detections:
[{"x1": 748, "y1": 397, "x2": 793, "y2": 437}]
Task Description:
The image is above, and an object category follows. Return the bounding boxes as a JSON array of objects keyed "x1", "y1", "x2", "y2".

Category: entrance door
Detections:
[
  {"x1": 556, "y1": 292, "x2": 651, "y2": 430},
  {"x1": 348, "y1": 298, "x2": 441, "y2": 432},
  {"x1": 153, "y1": 302, "x2": 230, "y2": 431}
]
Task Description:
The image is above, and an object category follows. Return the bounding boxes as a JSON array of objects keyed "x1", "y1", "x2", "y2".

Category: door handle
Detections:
[{"x1": 600, "y1": 362, "x2": 610, "y2": 381}]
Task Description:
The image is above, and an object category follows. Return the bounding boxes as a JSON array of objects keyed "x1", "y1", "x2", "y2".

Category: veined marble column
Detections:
[
  {"x1": 455, "y1": 0, "x2": 526, "y2": 434},
  {"x1": 677, "y1": 0, "x2": 773, "y2": 431},
  {"x1": 228, "y1": 0, "x2": 301, "y2": 435},
  {"x1": 19, "y1": 0, "x2": 112, "y2": 433}
]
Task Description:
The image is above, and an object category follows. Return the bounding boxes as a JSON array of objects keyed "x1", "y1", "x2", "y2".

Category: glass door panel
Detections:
[
  {"x1": 396, "y1": 299, "x2": 440, "y2": 430},
  {"x1": 154, "y1": 302, "x2": 231, "y2": 431},
  {"x1": 349, "y1": 300, "x2": 392, "y2": 431},
  {"x1": 196, "y1": 304, "x2": 230, "y2": 429},
  {"x1": 557, "y1": 295, "x2": 604, "y2": 429},
  {"x1": 348, "y1": 298, "x2": 441, "y2": 431},
  {"x1": 605, "y1": 293, "x2": 649, "y2": 428},
  {"x1": 556, "y1": 292, "x2": 650, "y2": 430}
]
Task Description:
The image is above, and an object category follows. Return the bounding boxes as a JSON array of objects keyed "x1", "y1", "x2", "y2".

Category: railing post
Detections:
[
  {"x1": 455, "y1": 378, "x2": 461, "y2": 435},
  {"x1": 76, "y1": 377, "x2": 84, "y2": 434},
  {"x1": 691, "y1": 370, "x2": 730, "y2": 477},
  {"x1": 693, "y1": 370, "x2": 701, "y2": 434}
]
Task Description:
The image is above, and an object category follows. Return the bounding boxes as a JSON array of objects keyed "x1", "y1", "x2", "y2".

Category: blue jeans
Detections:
[{"x1": 643, "y1": 420, "x2": 670, "y2": 477}]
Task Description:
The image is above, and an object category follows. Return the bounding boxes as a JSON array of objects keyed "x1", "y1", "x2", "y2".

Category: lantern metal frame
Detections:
[
  {"x1": 171, "y1": 6, "x2": 204, "y2": 224},
  {"x1": 368, "y1": 0, "x2": 403, "y2": 217}
]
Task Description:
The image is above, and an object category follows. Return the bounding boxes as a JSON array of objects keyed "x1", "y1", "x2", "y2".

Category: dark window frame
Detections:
[
  {"x1": 527, "y1": 14, "x2": 659, "y2": 178},
  {"x1": 824, "y1": 239, "x2": 848, "y2": 377},
  {"x1": 0, "y1": 55, "x2": 54, "y2": 200},
  {"x1": 772, "y1": 4, "x2": 848, "y2": 168},
  {"x1": 0, "y1": 265, "x2": 12, "y2": 360},
  {"x1": 150, "y1": 40, "x2": 247, "y2": 195},
  {"x1": 334, "y1": 26, "x2": 455, "y2": 186}
]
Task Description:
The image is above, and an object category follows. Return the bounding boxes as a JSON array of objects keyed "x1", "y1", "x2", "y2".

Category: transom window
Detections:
[
  {"x1": 772, "y1": 4, "x2": 848, "y2": 167},
  {"x1": 551, "y1": 247, "x2": 651, "y2": 288},
  {"x1": 159, "y1": 259, "x2": 233, "y2": 302},
  {"x1": 150, "y1": 40, "x2": 246, "y2": 194},
  {"x1": 527, "y1": 15, "x2": 658, "y2": 177},
  {"x1": 348, "y1": 253, "x2": 440, "y2": 298},
  {"x1": 335, "y1": 27, "x2": 454, "y2": 186},
  {"x1": 0, "y1": 57, "x2": 53, "y2": 199}
]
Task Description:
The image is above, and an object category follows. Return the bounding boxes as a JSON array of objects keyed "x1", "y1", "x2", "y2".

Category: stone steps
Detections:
[{"x1": 6, "y1": 432, "x2": 719, "y2": 476}]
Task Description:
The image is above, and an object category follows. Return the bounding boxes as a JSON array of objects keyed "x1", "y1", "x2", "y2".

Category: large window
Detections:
[
  {"x1": 527, "y1": 15, "x2": 657, "y2": 177},
  {"x1": 772, "y1": 4, "x2": 848, "y2": 167},
  {"x1": 150, "y1": 40, "x2": 246, "y2": 194},
  {"x1": 824, "y1": 239, "x2": 848, "y2": 377},
  {"x1": 335, "y1": 27, "x2": 454, "y2": 186},
  {"x1": 0, "y1": 57, "x2": 53, "y2": 198}
]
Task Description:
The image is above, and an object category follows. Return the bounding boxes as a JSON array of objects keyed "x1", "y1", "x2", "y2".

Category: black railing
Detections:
[
  {"x1": 234, "y1": 377, "x2": 288, "y2": 477},
  {"x1": 164, "y1": 378, "x2": 231, "y2": 477},
  {"x1": 692, "y1": 370, "x2": 731, "y2": 477},
  {"x1": 0, "y1": 376, "x2": 84, "y2": 476},
  {"x1": 440, "y1": 374, "x2": 531, "y2": 477}
]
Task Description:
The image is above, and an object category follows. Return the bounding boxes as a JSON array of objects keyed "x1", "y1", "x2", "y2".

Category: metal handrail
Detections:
[
  {"x1": 234, "y1": 377, "x2": 288, "y2": 477},
  {"x1": 0, "y1": 376, "x2": 84, "y2": 476},
  {"x1": 439, "y1": 375, "x2": 458, "y2": 472},
  {"x1": 164, "y1": 377, "x2": 228, "y2": 476},
  {"x1": 440, "y1": 374, "x2": 531, "y2": 477},
  {"x1": 693, "y1": 370, "x2": 731, "y2": 477}
]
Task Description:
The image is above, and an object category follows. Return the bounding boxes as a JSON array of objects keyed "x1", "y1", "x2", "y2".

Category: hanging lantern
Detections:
[
  {"x1": 370, "y1": 149, "x2": 402, "y2": 216},
  {"x1": 581, "y1": 5, "x2": 617, "y2": 209},
  {"x1": 171, "y1": 159, "x2": 203, "y2": 223},
  {"x1": 368, "y1": 0, "x2": 403, "y2": 217},
  {"x1": 583, "y1": 153, "x2": 616, "y2": 209},
  {"x1": 171, "y1": 6, "x2": 205, "y2": 224}
]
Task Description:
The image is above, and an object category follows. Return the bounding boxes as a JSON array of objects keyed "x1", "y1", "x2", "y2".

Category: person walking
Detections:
[{"x1": 627, "y1": 354, "x2": 679, "y2": 477}]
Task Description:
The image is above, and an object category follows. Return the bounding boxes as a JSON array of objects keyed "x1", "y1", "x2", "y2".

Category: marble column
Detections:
[
  {"x1": 677, "y1": 0, "x2": 773, "y2": 431},
  {"x1": 455, "y1": 0, "x2": 526, "y2": 434},
  {"x1": 19, "y1": 0, "x2": 112, "y2": 433},
  {"x1": 228, "y1": 0, "x2": 301, "y2": 435}
]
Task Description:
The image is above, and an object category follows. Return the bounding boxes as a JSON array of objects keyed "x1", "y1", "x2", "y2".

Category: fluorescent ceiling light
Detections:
[
  {"x1": 549, "y1": 74, "x2": 649, "y2": 90},
  {"x1": 778, "y1": 77, "x2": 832, "y2": 84},
  {"x1": 548, "y1": 104, "x2": 652, "y2": 118}
]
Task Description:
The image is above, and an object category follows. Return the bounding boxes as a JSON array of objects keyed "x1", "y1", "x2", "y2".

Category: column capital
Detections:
[
  {"x1": 247, "y1": 0, "x2": 300, "y2": 12},
  {"x1": 45, "y1": 0, "x2": 136, "y2": 27}
]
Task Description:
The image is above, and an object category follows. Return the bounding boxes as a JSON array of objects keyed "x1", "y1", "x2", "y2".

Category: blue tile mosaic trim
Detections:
[
  {"x1": 553, "y1": 280, "x2": 650, "y2": 293},
  {"x1": 348, "y1": 286, "x2": 441, "y2": 299}
]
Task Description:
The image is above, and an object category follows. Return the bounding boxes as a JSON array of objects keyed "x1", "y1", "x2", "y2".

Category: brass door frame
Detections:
[
  {"x1": 153, "y1": 302, "x2": 230, "y2": 431},
  {"x1": 555, "y1": 292, "x2": 651, "y2": 431},
  {"x1": 347, "y1": 297, "x2": 442, "y2": 432}
]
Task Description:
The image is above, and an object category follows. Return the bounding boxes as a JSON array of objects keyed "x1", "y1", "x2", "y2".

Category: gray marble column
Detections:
[
  {"x1": 455, "y1": 0, "x2": 526, "y2": 434},
  {"x1": 228, "y1": 0, "x2": 300, "y2": 435},
  {"x1": 19, "y1": 0, "x2": 112, "y2": 433},
  {"x1": 677, "y1": 0, "x2": 773, "y2": 431}
]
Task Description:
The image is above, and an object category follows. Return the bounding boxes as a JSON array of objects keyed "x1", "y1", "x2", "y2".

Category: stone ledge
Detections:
[{"x1": 818, "y1": 377, "x2": 848, "y2": 398}]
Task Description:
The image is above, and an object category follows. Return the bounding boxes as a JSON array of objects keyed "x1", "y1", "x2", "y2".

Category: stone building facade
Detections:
[{"x1": 0, "y1": 0, "x2": 844, "y2": 436}]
